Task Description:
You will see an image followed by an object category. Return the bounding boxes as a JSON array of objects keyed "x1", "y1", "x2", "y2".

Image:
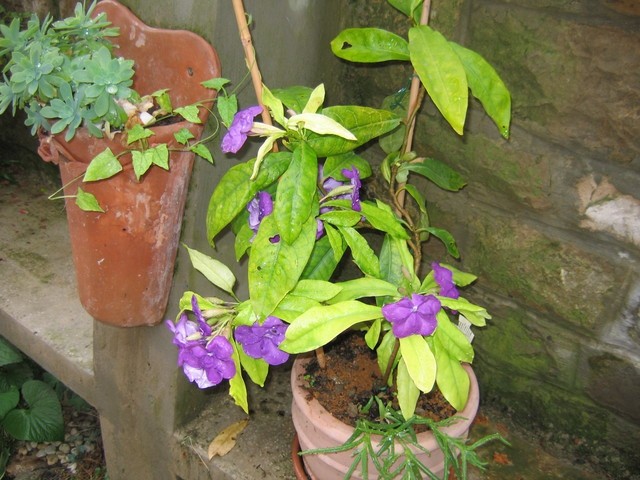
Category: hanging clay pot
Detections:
[
  {"x1": 291, "y1": 357, "x2": 479, "y2": 480},
  {"x1": 37, "y1": 0, "x2": 220, "y2": 327}
]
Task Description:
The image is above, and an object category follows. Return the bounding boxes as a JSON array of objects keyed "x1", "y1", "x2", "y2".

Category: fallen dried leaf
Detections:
[
  {"x1": 493, "y1": 452, "x2": 512, "y2": 465},
  {"x1": 207, "y1": 418, "x2": 249, "y2": 459}
]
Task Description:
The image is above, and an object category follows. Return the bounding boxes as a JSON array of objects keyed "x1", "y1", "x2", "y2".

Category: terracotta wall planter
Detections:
[
  {"x1": 291, "y1": 357, "x2": 480, "y2": 480},
  {"x1": 37, "y1": 0, "x2": 220, "y2": 327}
]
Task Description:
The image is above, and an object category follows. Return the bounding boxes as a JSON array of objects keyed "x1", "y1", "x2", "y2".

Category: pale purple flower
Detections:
[
  {"x1": 179, "y1": 336, "x2": 236, "y2": 388},
  {"x1": 248, "y1": 191, "x2": 274, "y2": 234},
  {"x1": 247, "y1": 191, "x2": 280, "y2": 243},
  {"x1": 235, "y1": 316, "x2": 289, "y2": 366},
  {"x1": 432, "y1": 262, "x2": 459, "y2": 299},
  {"x1": 221, "y1": 105, "x2": 263, "y2": 153},
  {"x1": 166, "y1": 295, "x2": 236, "y2": 389},
  {"x1": 381, "y1": 293, "x2": 441, "y2": 338}
]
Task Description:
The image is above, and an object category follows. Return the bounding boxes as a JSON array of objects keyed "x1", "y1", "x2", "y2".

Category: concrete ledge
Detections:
[{"x1": 0, "y1": 175, "x2": 95, "y2": 405}]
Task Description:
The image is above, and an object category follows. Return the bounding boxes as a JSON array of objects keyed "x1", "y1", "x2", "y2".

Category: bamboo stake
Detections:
[{"x1": 230, "y1": 0, "x2": 273, "y2": 126}]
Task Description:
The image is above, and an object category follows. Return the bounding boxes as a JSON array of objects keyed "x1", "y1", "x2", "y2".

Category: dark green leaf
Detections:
[
  {"x1": 338, "y1": 226, "x2": 380, "y2": 278},
  {"x1": 0, "y1": 338, "x2": 23, "y2": 367},
  {"x1": 217, "y1": 94, "x2": 238, "y2": 127},
  {"x1": 300, "y1": 232, "x2": 345, "y2": 281},
  {"x1": 1, "y1": 380, "x2": 63, "y2": 442},
  {"x1": 323, "y1": 152, "x2": 373, "y2": 180},
  {"x1": 400, "y1": 157, "x2": 466, "y2": 191},
  {"x1": 423, "y1": 226, "x2": 459, "y2": 258}
]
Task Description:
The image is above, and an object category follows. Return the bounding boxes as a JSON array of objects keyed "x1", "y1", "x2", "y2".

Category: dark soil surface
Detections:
[{"x1": 301, "y1": 332, "x2": 455, "y2": 429}]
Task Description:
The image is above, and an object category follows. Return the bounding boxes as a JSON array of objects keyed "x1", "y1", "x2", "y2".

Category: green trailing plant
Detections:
[
  {"x1": 301, "y1": 397, "x2": 509, "y2": 480},
  {"x1": 0, "y1": 337, "x2": 64, "y2": 477},
  {"x1": 165, "y1": 0, "x2": 512, "y2": 477},
  {"x1": 0, "y1": 1, "x2": 218, "y2": 211}
]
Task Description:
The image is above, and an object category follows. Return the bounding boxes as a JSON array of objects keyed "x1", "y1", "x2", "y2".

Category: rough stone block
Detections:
[{"x1": 468, "y1": 3, "x2": 640, "y2": 164}]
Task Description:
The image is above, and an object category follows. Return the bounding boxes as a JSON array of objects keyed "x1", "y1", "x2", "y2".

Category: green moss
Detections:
[{"x1": 465, "y1": 219, "x2": 618, "y2": 330}]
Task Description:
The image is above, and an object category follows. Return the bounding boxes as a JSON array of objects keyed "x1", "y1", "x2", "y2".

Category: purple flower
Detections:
[
  {"x1": 247, "y1": 191, "x2": 280, "y2": 243},
  {"x1": 180, "y1": 336, "x2": 236, "y2": 388},
  {"x1": 342, "y1": 167, "x2": 362, "y2": 212},
  {"x1": 248, "y1": 191, "x2": 274, "y2": 234},
  {"x1": 235, "y1": 316, "x2": 290, "y2": 366},
  {"x1": 165, "y1": 296, "x2": 236, "y2": 389},
  {"x1": 221, "y1": 105, "x2": 263, "y2": 153},
  {"x1": 381, "y1": 294, "x2": 441, "y2": 338},
  {"x1": 432, "y1": 263, "x2": 459, "y2": 299}
]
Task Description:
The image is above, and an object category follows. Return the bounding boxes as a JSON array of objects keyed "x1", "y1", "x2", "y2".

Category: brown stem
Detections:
[{"x1": 315, "y1": 346, "x2": 326, "y2": 370}]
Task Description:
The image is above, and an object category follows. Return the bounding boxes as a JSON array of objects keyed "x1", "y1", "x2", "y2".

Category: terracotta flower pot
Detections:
[
  {"x1": 37, "y1": 0, "x2": 221, "y2": 327},
  {"x1": 291, "y1": 357, "x2": 479, "y2": 480}
]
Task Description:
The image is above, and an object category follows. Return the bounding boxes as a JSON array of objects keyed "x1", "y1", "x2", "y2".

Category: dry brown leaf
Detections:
[
  {"x1": 207, "y1": 418, "x2": 249, "y2": 459},
  {"x1": 493, "y1": 451, "x2": 512, "y2": 465}
]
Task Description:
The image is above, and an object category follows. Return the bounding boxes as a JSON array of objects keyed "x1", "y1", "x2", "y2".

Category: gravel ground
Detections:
[{"x1": 4, "y1": 405, "x2": 107, "y2": 480}]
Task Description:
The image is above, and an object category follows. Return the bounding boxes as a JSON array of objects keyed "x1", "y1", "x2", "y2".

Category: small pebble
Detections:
[{"x1": 46, "y1": 454, "x2": 58, "y2": 466}]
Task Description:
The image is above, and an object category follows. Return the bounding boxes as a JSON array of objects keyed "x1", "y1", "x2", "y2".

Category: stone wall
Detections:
[{"x1": 331, "y1": 0, "x2": 640, "y2": 476}]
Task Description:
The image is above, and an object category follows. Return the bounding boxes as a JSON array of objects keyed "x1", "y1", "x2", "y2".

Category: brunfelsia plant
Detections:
[
  {"x1": 0, "y1": 1, "x2": 218, "y2": 211},
  {"x1": 166, "y1": 0, "x2": 510, "y2": 424}
]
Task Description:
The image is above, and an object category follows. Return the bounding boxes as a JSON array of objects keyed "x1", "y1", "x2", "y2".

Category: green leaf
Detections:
[
  {"x1": 75, "y1": 188, "x2": 104, "y2": 213},
  {"x1": 323, "y1": 152, "x2": 373, "y2": 180},
  {"x1": 288, "y1": 113, "x2": 356, "y2": 140},
  {"x1": 303, "y1": 84, "x2": 326, "y2": 114},
  {"x1": 402, "y1": 184, "x2": 427, "y2": 213},
  {"x1": 300, "y1": 233, "x2": 345, "y2": 281},
  {"x1": 201, "y1": 77, "x2": 231, "y2": 91},
  {"x1": 400, "y1": 157, "x2": 466, "y2": 191},
  {"x1": 229, "y1": 342, "x2": 249, "y2": 414},
  {"x1": 217, "y1": 93, "x2": 238, "y2": 127},
  {"x1": 331, "y1": 28, "x2": 410, "y2": 63},
  {"x1": 379, "y1": 235, "x2": 416, "y2": 290},
  {"x1": 387, "y1": 0, "x2": 423, "y2": 22},
  {"x1": 306, "y1": 106, "x2": 400, "y2": 157},
  {"x1": 409, "y1": 25, "x2": 468, "y2": 135},
  {"x1": 150, "y1": 144, "x2": 169, "y2": 169},
  {"x1": 433, "y1": 336, "x2": 470, "y2": 411},
  {"x1": 0, "y1": 387, "x2": 19, "y2": 419},
  {"x1": 174, "y1": 127, "x2": 195, "y2": 145},
  {"x1": 274, "y1": 143, "x2": 318, "y2": 244},
  {"x1": 328, "y1": 278, "x2": 399, "y2": 304},
  {"x1": 175, "y1": 105, "x2": 201, "y2": 124},
  {"x1": 450, "y1": 42, "x2": 511, "y2": 138},
  {"x1": 191, "y1": 143, "x2": 213, "y2": 163},
  {"x1": 423, "y1": 226, "x2": 459, "y2": 258},
  {"x1": 249, "y1": 215, "x2": 316, "y2": 319},
  {"x1": 399, "y1": 335, "x2": 436, "y2": 393},
  {"x1": 338, "y1": 226, "x2": 381, "y2": 278},
  {"x1": 83, "y1": 148, "x2": 122, "y2": 182},
  {"x1": 397, "y1": 357, "x2": 421, "y2": 420},
  {"x1": 364, "y1": 318, "x2": 382, "y2": 349},
  {"x1": 318, "y1": 210, "x2": 362, "y2": 227},
  {"x1": 1, "y1": 380, "x2": 63, "y2": 442},
  {"x1": 237, "y1": 344, "x2": 269, "y2": 388},
  {"x1": 0, "y1": 338, "x2": 23, "y2": 367},
  {"x1": 290, "y1": 280, "x2": 343, "y2": 303},
  {"x1": 434, "y1": 310, "x2": 474, "y2": 363},
  {"x1": 280, "y1": 301, "x2": 382, "y2": 353},
  {"x1": 262, "y1": 84, "x2": 285, "y2": 126},
  {"x1": 185, "y1": 246, "x2": 236, "y2": 295},
  {"x1": 360, "y1": 201, "x2": 409, "y2": 239},
  {"x1": 272, "y1": 295, "x2": 320, "y2": 323},
  {"x1": 206, "y1": 152, "x2": 292, "y2": 244},
  {"x1": 132, "y1": 150, "x2": 153, "y2": 180},
  {"x1": 271, "y1": 85, "x2": 314, "y2": 113},
  {"x1": 126, "y1": 124, "x2": 154, "y2": 144}
]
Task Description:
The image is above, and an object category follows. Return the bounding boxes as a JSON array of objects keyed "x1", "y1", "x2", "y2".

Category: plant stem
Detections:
[{"x1": 315, "y1": 347, "x2": 327, "y2": 369}]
